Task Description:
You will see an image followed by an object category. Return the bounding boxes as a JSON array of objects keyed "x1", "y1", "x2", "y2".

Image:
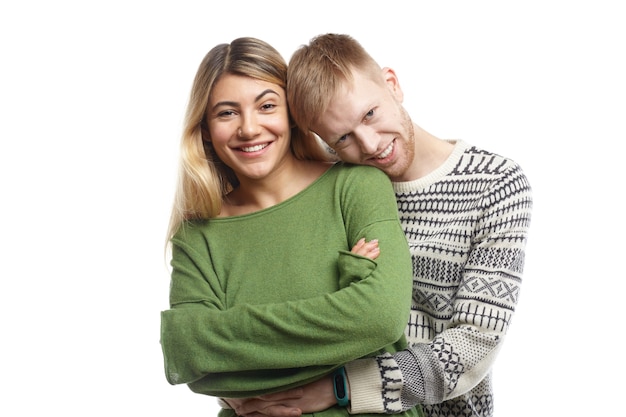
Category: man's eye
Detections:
[
  {"x1": 365, "y1": 109, "x2": 375, "y2": 119},
  {"x1": 337, "y1": 135, "x2": 348, "y2": 143}
]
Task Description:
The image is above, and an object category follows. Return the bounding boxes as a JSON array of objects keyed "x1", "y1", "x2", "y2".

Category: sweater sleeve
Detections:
[
  {"x1": 160, "y1": 167, "x2": 413, "y2": 398},
  {"x1": 345, "y1": 163, "x2": 533, "y2": 413}
]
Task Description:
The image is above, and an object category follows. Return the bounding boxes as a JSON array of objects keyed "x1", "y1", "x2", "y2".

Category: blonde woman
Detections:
[{"x1": 160, "y1": 37, "x2": 422, "y2": 417}]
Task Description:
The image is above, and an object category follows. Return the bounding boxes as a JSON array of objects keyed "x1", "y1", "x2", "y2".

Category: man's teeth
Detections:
[
  {"x1": 376, "y1": 142, "x2": 393, "y2": 159},
  {"x1": 241, "y1": 144, "x2": 268, "y2": 152}
]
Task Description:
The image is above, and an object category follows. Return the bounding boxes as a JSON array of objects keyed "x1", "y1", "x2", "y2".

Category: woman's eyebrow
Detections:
[
  {"x1": 211, "y1": 89, "x2": 280, "y2": 112},
  {"x1": 255, "y1": 89, "x2": 280, "y2": 102}
]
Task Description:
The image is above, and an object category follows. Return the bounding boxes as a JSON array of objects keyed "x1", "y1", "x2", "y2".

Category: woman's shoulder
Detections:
[
  {"x1": 171, "y1": 218, "x2": 210, "y2": 244},
  {"x1": 324, "y1": 163, "x2": 393, "y2": 197},
  {"x1": 331, "y1": 162, "x2": 390, "y2": 182}
]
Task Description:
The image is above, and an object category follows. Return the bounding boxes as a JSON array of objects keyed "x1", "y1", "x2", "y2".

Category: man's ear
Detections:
[{"x1": 381, "y1": 67, "x2": 404, "y2": 102}]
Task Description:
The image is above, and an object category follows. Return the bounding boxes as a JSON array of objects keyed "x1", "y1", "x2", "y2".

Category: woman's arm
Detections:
[
  {"x1": 160, "y1": 166, "x2": 413, "y2": 397},
  {"x1": 224, "y1": 162, "x2": 533, "y2": 415}
]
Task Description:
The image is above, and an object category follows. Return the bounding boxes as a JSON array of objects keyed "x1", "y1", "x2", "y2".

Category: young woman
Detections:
[{"x1": 160, "y1": 37, "x2": 422, "y2": 417}]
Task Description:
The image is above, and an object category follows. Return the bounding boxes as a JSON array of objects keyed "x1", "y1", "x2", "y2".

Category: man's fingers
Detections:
[
  {"x1": 265, "y1": 406, "x2": 302, "y2": 417},
  {"x1": 240, "y1": 406, "x2": 302, "y2": 417},
  {"x1": 258, "y1": 388, "x2": 304, "y2": 401},
  {"x1": 236, "y1": 391, "x2": 303, "y2": 417}
]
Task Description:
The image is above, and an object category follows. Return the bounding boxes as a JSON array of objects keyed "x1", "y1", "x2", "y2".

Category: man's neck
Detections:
[{"x1": 405, "y1": 124, "x2": 456, "y2": 181}]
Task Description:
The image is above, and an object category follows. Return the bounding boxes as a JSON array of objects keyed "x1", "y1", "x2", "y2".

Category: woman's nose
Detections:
[{"x1": 238, "y1": 115, "x2": 261, "y2": 139}]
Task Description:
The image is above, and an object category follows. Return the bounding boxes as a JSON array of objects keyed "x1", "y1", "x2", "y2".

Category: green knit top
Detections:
[{"x1": 160, "y1": 163, "x2": 417, "y2": 417}]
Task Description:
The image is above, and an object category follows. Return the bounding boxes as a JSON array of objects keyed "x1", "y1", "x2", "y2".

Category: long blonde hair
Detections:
[{"x1": 167, "y1": 37, "x2": 330, "y2": 242}]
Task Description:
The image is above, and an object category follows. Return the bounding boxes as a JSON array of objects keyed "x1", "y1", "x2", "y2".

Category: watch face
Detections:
[
  {"x1": 333, "y1": 367, "x2": 349, "y2": 406},
  {"x1": 334, "y1": 373, "x2": 346, "y2": 398}
]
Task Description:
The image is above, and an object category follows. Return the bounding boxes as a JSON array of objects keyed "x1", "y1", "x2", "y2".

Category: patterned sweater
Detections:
[{"x1": 344, "y1": 141, "x2": 532, "y2": 417}]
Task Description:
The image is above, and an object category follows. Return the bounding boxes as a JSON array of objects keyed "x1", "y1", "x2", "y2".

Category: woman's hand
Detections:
[
  {"x1": 224, "y1": 375, "x2": 337, "y2": 417},
  {"x1": 351, "y1": 238, "x2": 379, "y2": 259}
]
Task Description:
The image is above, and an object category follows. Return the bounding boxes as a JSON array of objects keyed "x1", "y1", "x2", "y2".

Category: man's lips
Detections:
[{"x1": 374, "y1": 141, "x2": 394, "y2": 159}]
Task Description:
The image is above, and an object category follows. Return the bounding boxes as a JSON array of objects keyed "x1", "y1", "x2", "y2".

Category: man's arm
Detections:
[{"x1": 228, "y1": 161, "x2": 533, "y2": 414}]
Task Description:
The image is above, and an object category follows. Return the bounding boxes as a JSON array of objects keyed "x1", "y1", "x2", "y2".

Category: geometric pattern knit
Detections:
[{"x1": 372, "y1": 141, "x2": 532, "y2": 417}]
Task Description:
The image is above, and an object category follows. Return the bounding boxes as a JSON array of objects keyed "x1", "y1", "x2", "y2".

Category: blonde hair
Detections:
[
  {"x1": 167, "y1": 37, "x2": 329, "y2": 242},
  {"x1": 287, "y1": 33, "x2": 382, "y2": 134}
]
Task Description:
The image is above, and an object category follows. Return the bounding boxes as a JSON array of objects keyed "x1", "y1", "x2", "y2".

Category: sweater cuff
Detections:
[{"x1": 344, "y1": 358, "x2": 385, "y2": 414}]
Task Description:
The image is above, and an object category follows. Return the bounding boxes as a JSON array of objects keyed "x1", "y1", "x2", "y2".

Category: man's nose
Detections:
[{"x1": 355, "y1": 127, "x2": 379, "y2": 155}]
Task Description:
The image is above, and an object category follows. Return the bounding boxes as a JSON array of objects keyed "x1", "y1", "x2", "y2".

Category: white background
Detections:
[{"x1": 1, "y1": 1, "x2": 624, "y2": 415}]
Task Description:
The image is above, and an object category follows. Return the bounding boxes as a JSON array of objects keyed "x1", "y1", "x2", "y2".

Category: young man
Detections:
[{"x1": 229, "y1": 34, "x2": 532, "y2": 417}]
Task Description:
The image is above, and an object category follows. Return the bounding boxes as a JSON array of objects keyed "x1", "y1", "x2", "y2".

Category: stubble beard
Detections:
[{"x1": 384, "y1": 107, "x2": 415, "y2": 182}]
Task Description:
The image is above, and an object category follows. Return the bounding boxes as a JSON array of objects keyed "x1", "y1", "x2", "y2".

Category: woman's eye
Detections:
[{"x1": 217, "y1": 110, "x2": 235, "y2": 117}]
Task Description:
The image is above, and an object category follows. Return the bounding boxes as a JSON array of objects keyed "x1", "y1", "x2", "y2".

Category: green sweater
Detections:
[{"x1": 160, "y1": 163, "x2": 416, "y2": 416}]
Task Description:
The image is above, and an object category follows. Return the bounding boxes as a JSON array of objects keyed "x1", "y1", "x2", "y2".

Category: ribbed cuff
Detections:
[{"x1": 344, "y1": 358, "x2": 385, "y2": 414}]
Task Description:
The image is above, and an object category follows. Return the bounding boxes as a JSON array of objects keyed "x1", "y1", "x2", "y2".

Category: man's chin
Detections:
[{"x1": 369, "y1": 161, "x2": 394, "y2": 176}]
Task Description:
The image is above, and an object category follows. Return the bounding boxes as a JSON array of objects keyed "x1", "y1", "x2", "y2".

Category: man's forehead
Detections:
[
  {"x1": 310, "y1": 72, "x2": 380, "y2": 136},
  {"x1": 311, "y1": 107, "x2": 359, "y2": 142}
]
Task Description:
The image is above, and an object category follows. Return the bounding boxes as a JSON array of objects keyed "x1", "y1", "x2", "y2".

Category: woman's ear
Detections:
[{"x1": 200, "y1": 121, "x2": 211, "y2": 142}]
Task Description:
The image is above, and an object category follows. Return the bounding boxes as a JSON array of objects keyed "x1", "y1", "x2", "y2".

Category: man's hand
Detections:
[{"x1": 225, "y1": 375, "x2": 337, "y2": 417}]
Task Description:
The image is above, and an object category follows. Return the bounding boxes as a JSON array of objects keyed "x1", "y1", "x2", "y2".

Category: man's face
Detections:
[{"x1": 310, "y1": 68, "x2": 415, "y2": 181}]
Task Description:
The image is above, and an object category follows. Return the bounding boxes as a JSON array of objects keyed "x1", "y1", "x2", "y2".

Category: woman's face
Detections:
[{"x1": 206, "y1": 73, "x2": 292, "y2": 183}]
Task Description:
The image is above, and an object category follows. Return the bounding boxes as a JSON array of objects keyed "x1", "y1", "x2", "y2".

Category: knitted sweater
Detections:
[
  {"x1": 344, "y1": 141, "x2": 532, "y2": 417},
  {"x1": 160, "y1": 163, "x2": 421, "y2": 417}
]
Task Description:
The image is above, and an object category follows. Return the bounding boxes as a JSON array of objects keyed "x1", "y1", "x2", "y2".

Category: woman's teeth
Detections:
[{"x1": 241, "y1": 144, "x2": 268, "y2": 152}]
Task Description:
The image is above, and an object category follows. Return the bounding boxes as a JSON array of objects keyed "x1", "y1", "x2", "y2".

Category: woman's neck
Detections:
[{"x1": 220, "y1": 159, "x2": 331, "y2": 217}]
